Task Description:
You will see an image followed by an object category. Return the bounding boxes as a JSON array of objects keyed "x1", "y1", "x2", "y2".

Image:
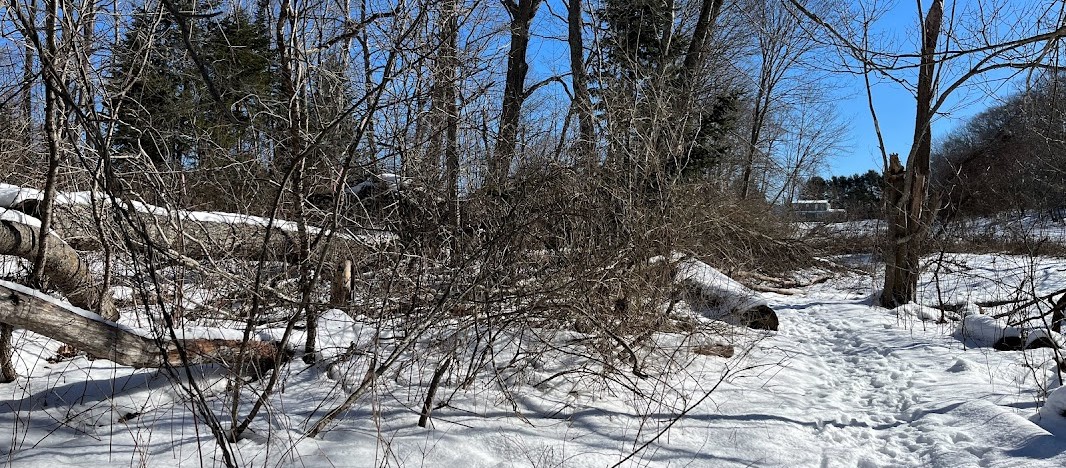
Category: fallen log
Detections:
[
  {"x1": 675, "y1": 258, "x2": 779, "y2": 331},
  {"x1": 0, "y1": 281, "x2": 284, "y2": 369},
  {"x1": 0, "y1": 184, "x2": 389, "y2": 265},
  {"x1": 0, "y1": 209, "x2": 117, "y2": 319}
]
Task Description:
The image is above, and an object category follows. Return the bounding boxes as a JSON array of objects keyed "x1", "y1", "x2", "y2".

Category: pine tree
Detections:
[
  {"x1": 109, "y1": 2, "x2": 275, "y2": 171},
  {"x1": 594, "y1": 0, "x2": 735, "y2": 182}
]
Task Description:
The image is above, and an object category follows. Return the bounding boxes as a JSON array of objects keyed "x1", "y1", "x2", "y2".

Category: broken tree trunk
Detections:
[
  {"x1": 329, "y1": 259, "x2": 353, "y2": 307},
  {"x1": 0, "y1": 209, "x2": 117, "y2": 319},
  {"x1": 880, "y1": 0, "x2": 944, "y2": 308},
  {"x1": 676, "y1": 258, "x2": 779, "y2": 331},
  {"x1": 0, "y1": 281, "x2": 284, "y2": 369}
]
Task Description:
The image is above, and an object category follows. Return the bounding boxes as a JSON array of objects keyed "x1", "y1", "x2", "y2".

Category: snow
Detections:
[
  {"x1": 1040, "y1": 386, "x2": 1066, "y2": 422},
  {"x1": 1027, "y1": 329, "x2": 1065, "y2": 349},
  {"x1": 916, "y1": 253, "x2": 1066, "y2": 306},
  {"x1": 0, "y1": 183, "x2": 394, "y2": 244},
  {"x1": 895, "y1": 302, "x2": 943, "y2": 321},
  {"x1": 676, "y1": 258, "x2": 768, "y2": 314},
  {"x1": 378, "y1": 172, "x2": 404, "y2": 189},
  {"x1": 0, "y1": 207, "x2": 41, "y2": 228},
  {"x1": 2, "y1": 255, "x2": 1066, "y2": 466},
  {"x1": 0, "y1": 184, "x2": 42, "y2": 206},
  {"x1": 957, "y1": 314, "x2": 1022, "y2": 347}
]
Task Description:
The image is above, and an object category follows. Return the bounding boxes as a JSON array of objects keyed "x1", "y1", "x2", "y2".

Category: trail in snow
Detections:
[
  {"x1": 3, "y1": 263, "x2": 1066, "y2": 467},
  {"x1": 687, "y1": 276, "x2": 1066, "y2": 467}
]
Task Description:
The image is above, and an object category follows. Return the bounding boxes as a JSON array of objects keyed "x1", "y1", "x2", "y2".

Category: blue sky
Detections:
[
  {"x1": 826, "y1": 0, "x2": 1029, "y2": 178},
  {"x1": 519, "y1": 0, "x2": 1025, "y2": 179}
]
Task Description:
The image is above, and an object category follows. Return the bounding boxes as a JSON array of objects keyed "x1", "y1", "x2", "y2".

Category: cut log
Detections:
[
  {"x1": 0, "y1": 209, "x2": 117, "y2": 319},
  {"x1": 330, "y1": 259, "x2": 353, "y2": 307},
  {"x1": 0, "y1": 281, "x2": 284, "y2": 369},
  {"x1": 676, "y1": 258, "x2": 779, "y2": 331}
]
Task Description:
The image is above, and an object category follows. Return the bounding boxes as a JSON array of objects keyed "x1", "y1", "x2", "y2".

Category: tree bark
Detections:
[
  {"x1": 881, "y1": 0, "x2": 943, "y2": 308},
  {"x1": 439, "y1": 0, "x2": 460, "y2": 222},
  {"x1": 33, "y1": 0, "x2": 64, "y2": 286},
  {"x1": 329, "y1": 259, "x2": 352, "y2": 307},
  {"x1": 0, "y1": 211, "x2": 118, "y2": 319},
  {"x1": 681, "y1": 0, "x2": 725, "y2": 79},
  {"x1": 0, "y1": 281, "x2": 283, "y2": 369},
  {"x1": 491, "y1": 0, "x2": 542, "y2": 189},
  {"x1": 0, "y1": 324, "x2": 14, "y2": 382},
  {"x1": 567, "y1": 0, "x2": 596, "y2": 168},
  {"x1": 8, "y1": 198, "x2": 371, "y2": 267}
]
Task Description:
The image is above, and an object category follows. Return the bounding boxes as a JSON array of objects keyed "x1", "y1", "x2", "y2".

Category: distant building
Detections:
[{"x1": 792, "y1": 199, "x2": 845, "y2": 221}]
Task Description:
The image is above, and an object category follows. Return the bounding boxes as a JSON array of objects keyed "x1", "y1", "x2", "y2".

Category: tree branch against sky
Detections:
[{"x1": 789, "y1": 0, "x2": 1066, "y2": 307}]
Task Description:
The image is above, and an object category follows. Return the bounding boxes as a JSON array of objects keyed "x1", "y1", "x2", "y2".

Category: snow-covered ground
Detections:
[
  {"x1": 798, "y1": 213, "x2": 1066, "y2": 244},
  {"x1": 2, "y1": 254, "x2": 1066, "y2": 467}
]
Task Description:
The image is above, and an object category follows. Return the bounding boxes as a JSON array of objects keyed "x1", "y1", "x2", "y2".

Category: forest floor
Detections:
[{"x1": 2, "y1": 253, "x2": 1066, "y2": 467}]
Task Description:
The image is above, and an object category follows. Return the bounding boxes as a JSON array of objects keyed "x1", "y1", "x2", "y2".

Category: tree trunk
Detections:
[
  {"x1": 21, "y1": 19, "x2": 34, "y2": 127},
  {"x1": 676, "y1": 258, "x2": 779, "y2": 331},
  {"x1": 0, "y1": 211, "x2": 118, "y2": 319},
  {"x1": 491, "y1": 0, "x2": 541, "y2": 189},
  {"x1": 739, "y1": 81, "x2": 768, "y2": 199},
  {"x1": 881, "y1": 0, "x2": 943, "y2": 308},
  {"x1": 6, "y1": 197, "x2": 371, "y2": 269},
  {"x1": 33, "y1": 0, "x2": 64, "y2": 287},
  {"x1": 329, "y1": 259, "x2": 353, "y2": 307},
  {"x1": 567, "y1": 0, "x2": 595, "y2": 168},
  {"x1": 681, "y1": 0, "x2": 725, "y2": 79},
  {"x1": 0, "y1": 281, "x2": 283, "y2": 370},
  {"x1": 440, "y1": 0, "x2": 460, "y2": 222},
  {"x1": 0, "y1": 324, "x2": 14, "y2": 382}
]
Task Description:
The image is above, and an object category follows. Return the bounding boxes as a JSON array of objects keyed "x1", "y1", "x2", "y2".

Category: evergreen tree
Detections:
[
  {"x1": 109, "y1": 2, "x2": 275, "y2": 171},
  {"x1": 597, "y1": 0, "x2": 682, "y2": 81},
  {"x1": 801, "y1": 170, "x2": 883, "y2": 218},
  {"x1": 594, "y1": 0, "x2": 735, "y2": 183}
]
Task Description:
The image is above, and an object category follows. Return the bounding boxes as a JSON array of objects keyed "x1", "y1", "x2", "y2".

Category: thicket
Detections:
[{"x1": 0, "y1": 0, "x2": 836, "y2": 461}]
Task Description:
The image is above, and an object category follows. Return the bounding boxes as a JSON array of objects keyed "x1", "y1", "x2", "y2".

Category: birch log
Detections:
[
  {"x1": 0, "y1": 209, "x2": 118, "y2": 319},
  {"x1": 676, "y1": 257, "x2": 779, "y2": 331},
  {"x1": 0, "y1": 281, "x2": 284, "y2": 369}
]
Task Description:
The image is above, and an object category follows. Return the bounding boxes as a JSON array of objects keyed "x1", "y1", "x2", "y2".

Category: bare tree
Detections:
[
  {"x1": 568, "y1": 0, "x2": 596, "y2": 167},
  {"x1": 737, "y1": 0, "x2": 819, "y2": 199},
  {"x1": 790, "y1": 0, "x2": 1066, "y2": 307},
  {"x1": 490, "y1": 0, "x2": 542, "y2": 189}
]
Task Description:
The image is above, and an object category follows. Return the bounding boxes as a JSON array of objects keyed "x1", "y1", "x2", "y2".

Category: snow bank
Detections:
[
  {"x1": 1026, "y1": 328, "x2": 1065, "y2": 349},
  {"x1": 955, "y1": 312, "x2": 1063, "y2": 350},
  {"x1": 919, "y1": 253, "x2": 1066, "y2": 306},
  {"x1": 922, "y1": 400, "x2": 1062, "y2": 467},
  {"x1": 0, "y1": 183, "x2": 94, "y2": 207},
  {"x1": 676, "y1": 258, "x2": 777, "y2": 330},
  {"x1": 0, "y1": 183, "x2": 41, "y2": 206},
  {"x1": 0, "y1": 207, "x2": 41, "y2": 228},
  {"x1": 1039, "y1": 386, "x2": 1066, "y2": 421}
]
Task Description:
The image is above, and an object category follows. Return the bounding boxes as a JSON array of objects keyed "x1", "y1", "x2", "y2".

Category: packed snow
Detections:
[{"x1": 1, "y1": 254, "x2": 1065, "y2": 467}]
